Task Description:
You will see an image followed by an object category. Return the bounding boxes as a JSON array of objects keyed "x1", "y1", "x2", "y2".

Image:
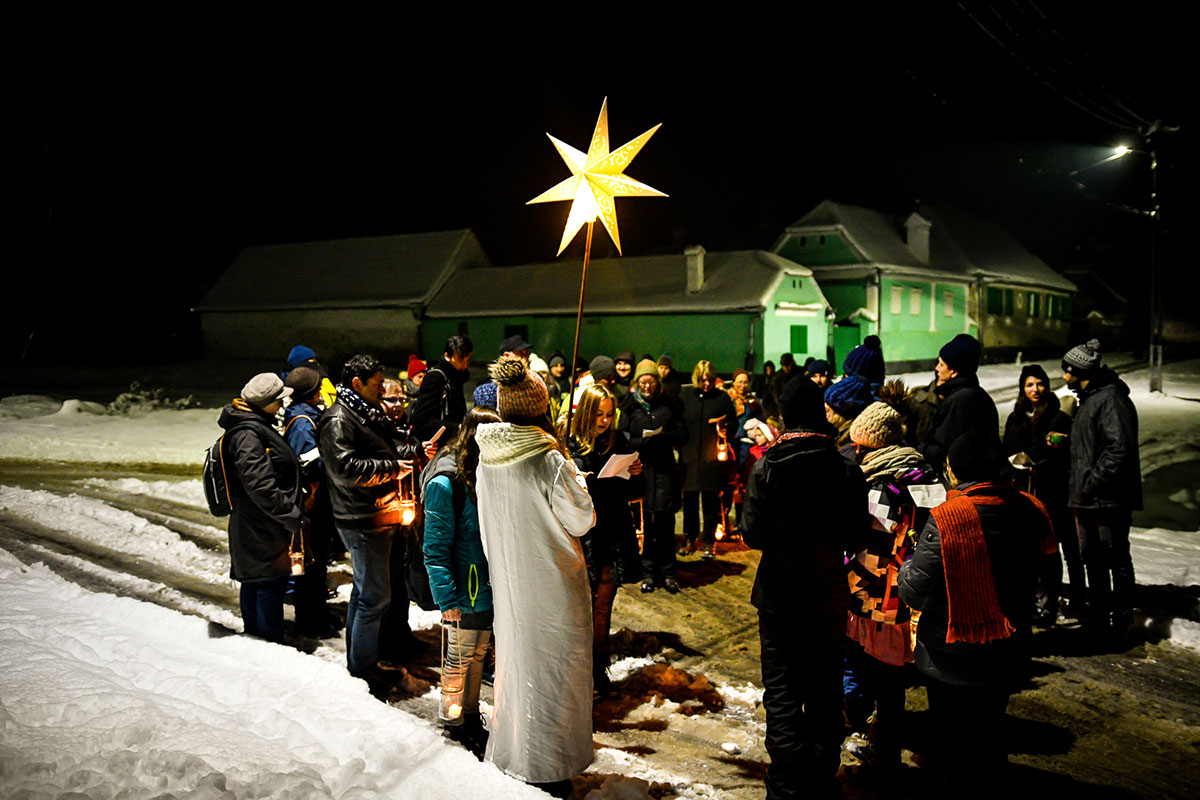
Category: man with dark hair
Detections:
[
  {"x1": 319, "y1": 354, "x2": 428, "y2": 685},
  {"x1": 899, "y1": 430, "x2": 1050, "y2": 771},
  {"x1": 741, "y1": 375, "x2": 866, "y2": 798},
  {"x1": 1062, "y1": 339, "x2": 1142, "y2": 647},
  {"x1": 919, "y1": 334, "x2": 998, "y2": 476},
  {"x1": 410, "y1": 336, "x2": 473, "y2": 441}
]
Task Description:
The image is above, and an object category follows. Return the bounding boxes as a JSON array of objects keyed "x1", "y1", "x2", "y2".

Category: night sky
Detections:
[{"x1": 18, "y1": 5, "x2": 1190, "y2": 363}]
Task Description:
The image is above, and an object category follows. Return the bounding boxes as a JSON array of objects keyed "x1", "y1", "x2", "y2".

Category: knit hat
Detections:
[
  {"x1": 947, "y1": 430, "x2": 1003, "y2": 483},
  {"x1": 406, "y1": 355, "x2": 427, "y2": 377},
  {"x1": 473, "y1": 381, "x2": 499, "y2": 410},
  {"x1": 780, "y1": 374, "x2": 825, "y2": 429},
  {"x1": 489, "y1": 355, "x2": 548, "y2": 420},
  {"x1": 634, "y1": 358, "x2": 659, "y2": 383},
  {"x1": 284, "y1": 366, "x2": 321, "y2": 401},
  {"x1": 529, "y1": 354, "x2": 549, "y2": 375},
  {"x1": 849, "y1": 401, "x2": 906, "y2": 449},
  {"x1": 549, "y1": 353, "x2": 566, "y2": 368},
  {"x1": 842, "y1": 343, "x2": 885, "y2": 385},
  {"x1": 657, "y1": 354, "x2": 674, "y2": 368},
  {"x1": 1062, "y1": 339, "x2": 1103, "y2": 377},
  {"x1": 614, "y1": 349, "x2": 636, "y2": 366},
  {"x1": 590, "y1": 355, "x2": 616, "y2": 381},
  {"x1": 242, "y1": 372, "x2": 292, "y2": 408},
  {"x1": 823, "y1": 375, "x2": 875, "y2": 419},
  {"x1": 939, "y1": 334, "x2": 982, "y2": 375},
  {"x1": 744, "y1": 417, "x2": 776, "y2": 442},
  {"x1": 287, "y1": 345, "x2": 317, "y2": 370},
  {"x1": 806, "y1": 359, "x2": 830, "y2": 377}
]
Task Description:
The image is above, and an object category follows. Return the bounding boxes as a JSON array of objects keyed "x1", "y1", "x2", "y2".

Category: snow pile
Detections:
[
  {"x1": 83, "y1": 476, "x2": 209, "y2": 509},
  {"x1": 0, "y1": 549, "x2": 542, "y2": 800}
]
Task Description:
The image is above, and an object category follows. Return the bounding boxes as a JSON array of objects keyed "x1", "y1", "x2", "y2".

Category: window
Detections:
[
  {"x1": 457, "y1": 321, "x2": 469, "y2": 336},
  {"x1": 943, "y1": 291, "x2": 954, "y2": 317},
  {"x1": 790, "y1": 325, "x2": 809, "y2": 354},
  {"x1": 504, "y1": 324, "x2": 529, "y2": 339},
  {"x1": 1004, "y1": 289, "x2": 1015, "y2": 316},
  {"x1": 799, "y1": 236, "x2": 807, "y2": 246},
  {"x1": 1029, "y1": 293, "x2": 1040, "y2": 318},
  {"x1": 986, "y1": 288, "x2": 1003, "y2": 315},
  {"x1": 818, "y1": 235, "x2": 826, "y2": 244},
  {"x1": 890, "y1": 286, "x2": 903, "y2": 315},
  {"x1": 909, "y1": 287, "x2": 922, "y2": 315}
]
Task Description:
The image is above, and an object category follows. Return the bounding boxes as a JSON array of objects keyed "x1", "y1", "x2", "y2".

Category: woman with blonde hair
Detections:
[
  {"x1": 569, "y1": 383, "x2": 644, "y2": 696},
  {"x1": 678, "y1": 360, "x2": 737, "y2": 559}
]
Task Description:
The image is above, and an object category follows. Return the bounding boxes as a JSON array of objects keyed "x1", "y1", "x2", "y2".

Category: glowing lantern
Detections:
[{"x1": 399, "y1": 469, "x2": 417, "y2": 526}]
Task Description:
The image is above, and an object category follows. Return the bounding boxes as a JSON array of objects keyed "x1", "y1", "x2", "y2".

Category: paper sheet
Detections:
[{"x1": 598, "y1": 452, "x2": 639, "y2": 480}]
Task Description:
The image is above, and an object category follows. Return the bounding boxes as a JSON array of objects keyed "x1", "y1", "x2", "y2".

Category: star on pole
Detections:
[{"x1": 527, "y1": 98, "x2": 666, "y2": 255}]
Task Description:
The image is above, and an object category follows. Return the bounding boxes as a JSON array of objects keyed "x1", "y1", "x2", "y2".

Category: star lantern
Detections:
[{"x1": 528, "y1": 98, "x2": 666, "y2": 255}]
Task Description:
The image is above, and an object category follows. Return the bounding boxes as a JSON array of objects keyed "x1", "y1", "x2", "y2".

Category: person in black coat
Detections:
[
  {"x1": 410, "y1": 335, "x2": 474, "y2": 441},
  {"x1": 618, "y1": 359, "x2": 687, "y2": 592},
  {"x1": 898, "y1": 431, "x2": 1050, "y2": 772},
  {"x1": 678, "y1": 360, "x2": 738, "y2": 559},
  {"x1": 1062, "y1": 340, "x2": 1143, "y2": 644},
  {"x1": 740, "y1": 374, "x2": 867, "y2": 799},
  {"x1": 219, "y1": 373, "x2": 305, "y2": 644},
  {"x1": 570, "y1": 383, "x2": 644, "y2": 695},
  {"x1": 918, "y1": 334, "x2": 999, "y2": 476},
  {"x1": 1002, "y1": 364, "x2": 1080, "y2": 625}
]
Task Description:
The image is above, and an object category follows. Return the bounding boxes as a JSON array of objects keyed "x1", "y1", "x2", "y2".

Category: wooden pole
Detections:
[{"x1": 564, "y1": 220, "x2": 595, "y2": 437}]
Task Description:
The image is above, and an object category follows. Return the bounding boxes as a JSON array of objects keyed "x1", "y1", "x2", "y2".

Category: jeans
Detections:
[
  {"x1": 240, "y1": 576, "x2": 288, "y2": 643},
  {"x1": 338, "y1": 524, "x2": 395, "y2": 676}
]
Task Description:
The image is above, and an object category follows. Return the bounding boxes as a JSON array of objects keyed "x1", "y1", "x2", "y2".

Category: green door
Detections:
[{"x1": 832, "y1": 325, "x2": 861, "y2": 373}]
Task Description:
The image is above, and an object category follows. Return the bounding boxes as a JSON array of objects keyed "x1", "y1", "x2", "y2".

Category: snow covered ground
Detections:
[{"x1": 1, "y1": 356, "x2": 1198, "y2": 798}]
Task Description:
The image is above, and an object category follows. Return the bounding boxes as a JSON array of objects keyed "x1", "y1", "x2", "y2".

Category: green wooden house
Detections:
[
  {"x1": 773, "y1": 201, "x2": 1077, "y2": 372},
  {"x1": 422, "y1": 245, "x2": 832, "y2": 375}
]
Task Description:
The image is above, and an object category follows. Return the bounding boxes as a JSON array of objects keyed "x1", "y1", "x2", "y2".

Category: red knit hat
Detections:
[{"x1": 406, "y1": 355, "x2": 427, "y2": 377}]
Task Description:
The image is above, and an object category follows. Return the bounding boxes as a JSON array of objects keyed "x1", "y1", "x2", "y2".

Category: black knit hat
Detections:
[
  {"x1": 939, "y1": 334, "x2": 981, "y2": 375},
  {"x1": 947, "y1": 430, "x2": 1003, "y2": 483},
  {"x1": 1062, "y1": 339, "x2": 1103, "y2": 377},
  {"x1": 780, "y1": 373, "x2": 825, "y2": 429}
]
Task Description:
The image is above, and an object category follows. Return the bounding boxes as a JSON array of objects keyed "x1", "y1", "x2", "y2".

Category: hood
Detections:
[
  {"x1": 760, "y1": 428, "x2": 834, "y2": 484},
  {"x1": 1079, "y1": 366, "x2": 1129, "y2": 400},
  {"x1": 283, "y1": 401, "x2": 320, "y2": 422},
  {"x1": 419, "y1": 449, "x2": 459, "y2": 502},
  {"x1": 218, "y1": 401, "x2": 275, "y2": 430}
]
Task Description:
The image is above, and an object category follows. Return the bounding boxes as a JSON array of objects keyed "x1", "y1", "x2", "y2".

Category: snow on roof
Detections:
[
  {"x1": 784, "y1": 200, "x2": 1076, "y2": 292},
  {"x1": 424, "y1": 249, "x2": 812, "y2": 317},
  {"x1": 196, "y1": 229, "x2": 491, "y2": 312}
]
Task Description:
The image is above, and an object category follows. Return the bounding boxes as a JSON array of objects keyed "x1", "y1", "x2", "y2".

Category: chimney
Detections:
[
  {"x1": 904, "y1": 212, "x2": 931, "y2": 265},
  {"x1": 685, "y1": 245, "x2": 706, "y2": 293}
]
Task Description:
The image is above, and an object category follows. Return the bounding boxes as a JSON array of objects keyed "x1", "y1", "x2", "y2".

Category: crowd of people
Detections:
[{"x1": 213, "y1": 330, "x2": 1141, "y2": 798}]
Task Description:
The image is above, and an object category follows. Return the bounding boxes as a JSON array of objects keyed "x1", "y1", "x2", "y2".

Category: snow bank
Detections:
[
  {"x1": 0, "y1": 549, "x2": 542, "y2": 800},
  {"x1": 83, "y1": 476, "x2": 209, "y2": 508}
]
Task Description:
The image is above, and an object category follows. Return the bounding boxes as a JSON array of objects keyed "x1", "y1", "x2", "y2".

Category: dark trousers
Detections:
[
  {"x1": 592, "y1": 566, "x2": 619, "y2": 680},
  {"x1": 845, "y1": 639, "x2": 907, "y2": 761},
  {"x1": 1075, "y1": 507, "x2": 1135, "y2": 630},
  {"x1": 1035, "y1": 504, "x2": 1086, "y2": 619},
  {"x1": 380, "y1": 526, "x2": 414, "y2": 660},
  {"x1": 240, "y1": 575, "x2": 289, "y2": 643},
  {"x1": 682, "y1": 490, "x2": 721, "y2": 546},
  {"x1": 293, "y1": 519, "x2": 333, "y2": 632},
  {"x1": 640, "y1": 510, "x2": 678, "y2": 581},
  {"x1": 923, "y1": 679, "x2": 1011, "y2": 771},
  {"x1": 759, "y1": 607, "x2": 844, "y2": 799}
]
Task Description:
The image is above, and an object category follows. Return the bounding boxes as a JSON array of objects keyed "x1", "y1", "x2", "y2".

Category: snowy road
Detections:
[{"x1": 2, "y1": 358, "x2": 1200, "y2": 798}]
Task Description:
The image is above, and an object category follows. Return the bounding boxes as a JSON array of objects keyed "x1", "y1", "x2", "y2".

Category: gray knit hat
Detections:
[
  {"x1": 849, "y1": 401, "x2": 906, "y2": 449},
  {"x1": 1062, "y1": 338, "x2": 1103, "y2": 377},
  {"x1": 489, "y1": 355, "x2": 549, "y2": 420},
  {"x1": 284, "y1": 366, "x2": 321, "y2": 401},
  {"x1": 241, "y1": 373, "x2": 291, "y2": 408}
]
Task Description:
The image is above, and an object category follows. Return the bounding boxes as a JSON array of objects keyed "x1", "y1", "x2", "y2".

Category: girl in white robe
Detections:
[{"x1": 475, "y1": 355, "x2": 596, "y2": 787}]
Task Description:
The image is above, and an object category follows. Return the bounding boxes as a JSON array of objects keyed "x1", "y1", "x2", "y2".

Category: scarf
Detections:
[
  {"x1": 475, "y1": 422, "x2": 561, "y2": 466},
  {"x1": 929, "y1": 483, "x2": 1015, "y2": 645},
  {"x1": 336, "y1": 383, "x2": 391, "y2": 430},
  {"x1": 860, "y1": 445, "x2": 924, "y2": 481},
  {"x1": 633, "y1": 389, "x2": 652, "y2": 413}
]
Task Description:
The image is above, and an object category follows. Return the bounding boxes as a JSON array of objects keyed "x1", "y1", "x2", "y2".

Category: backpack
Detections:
[{"x1": 202, "y1": 423, "x2": 262, "y2": 517}]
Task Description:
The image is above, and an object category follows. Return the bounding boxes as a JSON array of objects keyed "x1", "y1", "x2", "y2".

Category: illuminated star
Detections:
[{"x1": 528, "y1": 97, "x2": 666, "y2": 255}]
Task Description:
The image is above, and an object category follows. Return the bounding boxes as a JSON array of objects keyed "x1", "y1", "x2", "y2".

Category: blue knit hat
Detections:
[
  {"x1": 473, "y1": 381, "x2": 499, "y2": 410},
  {"x1": 842, "y1": 341, "x2": 885, "y2": 385},
  {"x1": 287, "y1": 345, "x2": 318, "y2": 369},
  {"x1": 823, "y1": 375, "x2": 875, "y2": 419}
]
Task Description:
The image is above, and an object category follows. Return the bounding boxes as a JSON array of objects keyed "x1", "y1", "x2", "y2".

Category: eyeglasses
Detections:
[{"x1": 381, "y1": 396, "x2": 402, "y2": 404}]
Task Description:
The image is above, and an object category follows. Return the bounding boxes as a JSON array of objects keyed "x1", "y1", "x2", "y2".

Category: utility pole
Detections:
[{"x1": 1147, "y1": 129, "x2": 1163, "y2": 393}]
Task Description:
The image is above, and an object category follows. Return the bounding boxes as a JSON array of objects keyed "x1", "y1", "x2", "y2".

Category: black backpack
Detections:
[{"x1": 202, "y1": 423, "x2": 262, "y2": 517}]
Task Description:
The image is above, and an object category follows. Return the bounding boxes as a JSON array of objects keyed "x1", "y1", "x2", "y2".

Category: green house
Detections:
[
  {"x1": 773, "y1": 201, "x2": 1076, "y2": 372},
  {"x1": 422, "y1": 246, "x2": 831, "y2": 375}
]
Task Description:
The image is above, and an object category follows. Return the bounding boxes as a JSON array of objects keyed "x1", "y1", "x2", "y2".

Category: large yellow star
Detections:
[{"x1": 528, "y1": 98, "x2": 666, "y2": 255}]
